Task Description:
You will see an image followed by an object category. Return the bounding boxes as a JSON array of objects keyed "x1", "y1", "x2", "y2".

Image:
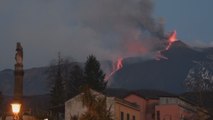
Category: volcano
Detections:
[
  {"x1": 0, "y1": 40, "x2": 212, "y2": 95},
  {"x1": 110, "y1": 40, "x2": 212, "y2": 93}
]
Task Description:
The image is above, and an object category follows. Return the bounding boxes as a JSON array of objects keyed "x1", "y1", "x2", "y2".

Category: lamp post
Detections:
[{"x1": 11, "y1": 103, "x2": 21, "y2": 120}]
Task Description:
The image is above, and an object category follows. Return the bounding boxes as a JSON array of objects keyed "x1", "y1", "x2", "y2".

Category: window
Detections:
[
  {"x1": 120, "y1": 112, "x2": 124, "y2": 120},
  {"x1": 133, "y1": 115, "x2": 136, "y2": 120},
  {"x1": 166, "y1": 98, "x2": 168, "y2": 104},
  {"x1": 157, "y1": 111, "x2": 160, "y2": 120},
  {"x1": 127, "y1": 113, "x2": 130, "y2": 120}
]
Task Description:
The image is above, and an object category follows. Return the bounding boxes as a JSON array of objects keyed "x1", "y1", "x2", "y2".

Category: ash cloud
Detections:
[{"x1": 0, "y1": 0, "x2": 164, "y2": 69}]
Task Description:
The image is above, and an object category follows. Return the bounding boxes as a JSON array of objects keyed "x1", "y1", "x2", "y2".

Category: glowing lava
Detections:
[
  {"x1": 116, "y1": 57, "x2": 123, "y2": 71},
  {"x1": 166, "y1": 30, "x2": 177, "y2": 50},
  {"x1": 105, "y1": 57, "x2": 124, "y2": 81},
  {"x1": 155, "y1": 30, "x2": 178, "y2": 60}
]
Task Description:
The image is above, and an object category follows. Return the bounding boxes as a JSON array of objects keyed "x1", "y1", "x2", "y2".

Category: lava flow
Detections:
[
  {"x1": 116, "y1": 57, "x2": 123, "y2": 71},
  {"x1": 105, "y1": 57, "x2": 123, "y2": 81},
  {"x1": 166, "y1": 30, "x2": 177, "y2": 50},
  {"x1": 155, "y1": 30, "x2": 178, "y2": 60}
]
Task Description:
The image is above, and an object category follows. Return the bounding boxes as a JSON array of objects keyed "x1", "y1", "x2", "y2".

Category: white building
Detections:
[{"x1": 65, "y1": 90, "x2": 140, "y2": 120}]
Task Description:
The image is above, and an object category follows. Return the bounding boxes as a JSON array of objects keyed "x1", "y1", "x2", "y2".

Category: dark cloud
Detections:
[{"x1": 0, "y1": 0, "x2": 164, "y2": 69}]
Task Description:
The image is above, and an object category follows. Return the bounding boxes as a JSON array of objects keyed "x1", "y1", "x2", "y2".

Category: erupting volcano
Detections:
[
  {"x1": 105, "y1": 57, "x2": 124, "y2": 81},
  {"x1": 106, "y1": 30, "x2": 179, "y2": 80}
]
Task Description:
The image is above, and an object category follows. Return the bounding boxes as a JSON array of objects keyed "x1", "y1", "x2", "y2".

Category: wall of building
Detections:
[
  {"x1": 155, "y1": 104, "x2": 182, "y2": 120},
  {"x1": 114, "y1": 99, "x2": 140, "y2": 120},
  {"x1": 124, "y1": 95, "x2": 146, "y2": 120},
  {"x1": 159, "y1": 97, "x2": 195, "y2": 111},
  {"x1": 65, "y1": 93, "x2": 209, "y2": 120},
  {"x1": 65, "y1": 94, "x2": 87, "y2": 120},
  {"x1": 146, "y1": 99, "x2": 159, "y2": 120},
  {"x1": 65, "y1": 92, "x2": 140, "y2": 120},
  {"x1": 106, "y1": 97, "x2": 116, "y2": 120},
  {"x1": 124, "y1": 94, "x2": 159, "y2": 120},
  {"x1": 155, "y1": 96, "x2": 210, "y2": 120}
]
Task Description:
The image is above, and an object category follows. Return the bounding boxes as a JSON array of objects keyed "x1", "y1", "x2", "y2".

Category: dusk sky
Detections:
[{"x1": 0, "y1": 0, "x2": 213, "y2": 70}]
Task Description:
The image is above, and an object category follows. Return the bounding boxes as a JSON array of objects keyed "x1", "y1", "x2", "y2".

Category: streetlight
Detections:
[{"x1": 11, "y1": 103, "x2": 21, "y2": 120}]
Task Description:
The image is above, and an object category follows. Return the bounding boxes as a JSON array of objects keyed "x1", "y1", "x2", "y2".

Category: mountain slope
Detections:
[
  {"x1": 0, "y1": 67, "x2": 49, "y2": 95},
  {"x1": 111, "y1": 41, "x2": 212, "y2": 93},
  {"x1": 0, "y1": 41, "x2": 212, "y2": 95}
]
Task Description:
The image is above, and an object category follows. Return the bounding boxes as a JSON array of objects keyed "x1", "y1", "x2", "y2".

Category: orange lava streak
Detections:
[
  {"x1": 169, "y1": 30, "x2": 177, "y2": 43},
  {"x1": 166, "y1": 30, "x2": 177, "y2": 50},
  {"x1": 155, "y1": 30, "x2": 178, "y2": 60},
  {"x1": 116, "y1": 57, "x2": 123, "y2": 71},
  {"x1": 105, "y1": 57, "x2": 124, "y2": 81}
]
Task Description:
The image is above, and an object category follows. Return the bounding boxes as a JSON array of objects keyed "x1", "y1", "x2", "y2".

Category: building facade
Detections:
[
  {"x1": 65, "y1": 90, "x2": 209, "y2": 120},
  {"x1": 65, "y1": 90, "x2": 140, "y2": 120},
  {"x1": 155, "y1": 97, "x2": 209, "y2": 120},
  {"x1": 124, "y1": 93, "x2": 159, "y2": 120}
]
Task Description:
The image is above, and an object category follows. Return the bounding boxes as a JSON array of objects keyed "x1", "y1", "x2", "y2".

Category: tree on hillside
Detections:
[
  {"x1": 70, "y1": 55, "x2": 110, "y2": 120},
  {"x1": 48, "y1": 54, "x2": 83, "y2": 103},
  {"x1": 47, "y1": 53, "x2": 68, "y2": 120},
  {"x1": 48, "y1": 54, "x2": 66, "y2": 106},
  {"x1": 66, "y1": 64, "x2": 84, "y2": 99},
  {"x1": 84, "y1": 55, "x2": 107, "y2": 92}
]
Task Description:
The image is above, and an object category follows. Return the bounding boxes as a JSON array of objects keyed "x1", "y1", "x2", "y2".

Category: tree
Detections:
[
  {"x1": 47, "y1": 53, "x2": 68, "y2": 120},
  {"x1": 84, "y1": 55, "x2": 107, "y2": 92},
  {"x1": 48, "y1": 54, "x2": 65, "y2": 106},
  {"x1": 79, "y1": 86, "x2": 112, "y2": 120},
  {"x1": 66, "y1": 64, "x2": 84, "y2": 99}
]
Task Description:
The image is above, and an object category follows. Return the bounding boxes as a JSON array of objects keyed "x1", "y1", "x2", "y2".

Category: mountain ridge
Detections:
[
  {"x1": 111, "y1": 40, "x2": 213, "y2": 93},
  {"x1": 0, "y1": 40, "x2": 213, "y2": 95}
]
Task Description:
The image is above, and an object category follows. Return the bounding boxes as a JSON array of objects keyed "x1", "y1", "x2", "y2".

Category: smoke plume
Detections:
[{"x1": 0, "y1": 0, "x2": 164, "y2": 69}]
